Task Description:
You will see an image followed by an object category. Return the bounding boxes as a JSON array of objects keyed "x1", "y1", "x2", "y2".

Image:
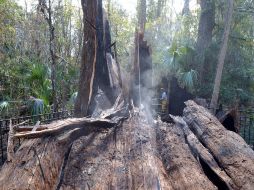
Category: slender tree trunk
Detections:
[
  {"x1": 195, "y1": 0, "x2": 215, "y2": 84},
  {"x1": 48, "y1": 1, "x2": 58, "y2": 112},
  {"x1": 156, "y1": 0, "x2": 165, "y2": 18},
  {"x1": 75, "y1": 9, "x2": 83, "y2": 66},
  {"x1": 107, "y1": 0, "x2": 111, "y2": 17},
  {"x1": 138, "y1": 0, "x2": 146, "y2": 33},
  {"x1": 210, "y1": 0, "x2": 234, "y2": 113},
  {"x1": 74, "y1": 0, "x2": 97, "y2": 117},
  {"x1": 182, "y1": 0, "x2": 190, "y2": 15},
  {"x1": 38, "y1": 0, "x2": 58, "y2": 111}
]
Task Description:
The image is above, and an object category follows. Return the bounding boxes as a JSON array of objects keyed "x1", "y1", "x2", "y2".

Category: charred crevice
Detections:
[
  {"x1": 199, "y1": 157, "x2": 230, "y2": 190},
  {"x1": 55, "y1": 143, "x2": 73, "y2": 190},
  {"x1": 222, "y1": 116, "x2": 236, "y2": 132},
  {"x1": 168, "y1": 77, "x2": 193, "y2": 116}
]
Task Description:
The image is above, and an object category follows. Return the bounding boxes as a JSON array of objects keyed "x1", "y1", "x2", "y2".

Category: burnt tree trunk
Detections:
[
  {"x1": 74, "y1": 0, "x2": 97, "y2": 117},
  {"x1": 131, "y1": 33, "x2": 152, "y2": 107},
  {"x1": 93, "y1": 0, "x2": 110, "y2": 93},
  {"x1": 75, "y1": 0, "x2": 117, "y2": 116}
]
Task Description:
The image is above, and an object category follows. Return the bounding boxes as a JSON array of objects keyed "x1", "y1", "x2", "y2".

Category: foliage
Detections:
[
  {"x1": 70, "y1": 92, "x2": 78, "y2": 104},
  {"x1": 0, "y1": 0, "x2": 254, "y2": 117},
  {"x1": 107, "y1": 1, "x2": 135, "y2": 68},
  {"x1": 0, "y1": 101, "x2": 10, "y2": 117},
  {"x1": 145, "y1": 0, "x2": 254, "y2": 106},
  {"x1": 27, "y1": 98, "x2": 45, "y2": 115},
  {"x1": 0, "y1": 0, "x2": 81, "y2": 117}
]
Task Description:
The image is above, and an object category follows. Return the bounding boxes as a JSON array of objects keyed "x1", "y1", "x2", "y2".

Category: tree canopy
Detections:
[{"x1": 0, "y1": 0, "x2": 254, "y2": 118}]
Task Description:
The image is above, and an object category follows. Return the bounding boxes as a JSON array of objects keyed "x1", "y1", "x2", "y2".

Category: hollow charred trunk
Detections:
[
  {"x1": 75, "y1": 1, "x2": 118, "y2": 117},
  {"x1": 131, "y1": 32, "x2": 152, "y2": 107},
  {"x1": 74, "y1": 0, "x2": 97, "y2": 117}
]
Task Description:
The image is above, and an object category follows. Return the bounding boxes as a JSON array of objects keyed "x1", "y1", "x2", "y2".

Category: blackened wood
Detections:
[
  {"x1": 74, "y1": 0, "x2": 97, "y2": 117},
  {"x1": 183, "y1": 100, "x2": 254, "y2": 189}
]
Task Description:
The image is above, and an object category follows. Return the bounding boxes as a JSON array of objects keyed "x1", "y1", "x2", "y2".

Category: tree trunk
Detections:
[
  {"x1": 131, "y1": 32, "x2": 152, "y2": 107},
  {"x1": 74, "y1": 0, "x2": 97, "y2": 117},
  {"x1": 210, "y1": 0, "x2": 234, "y2": 113},
  {"x1": 94, "y1": 0, "x2": 110, "y2": 91},
  {"x1": 195, "y1": 0, "x2": 215, "y2": 84},
  {"x1": 88, "y1": 0, "x2": 114, "y2": 114},
  {"x1": 156, "y1": 0, "x2": 165, "y2": 18},
  {"x1": 182, "y1": 0, "x2": 190, "y2": 15},
  {"x1": 138, "y1": 0, "x2": 147, "y2": 33},
  {"x1": 38, "y1": 0, "x2": 58, "y2": 111}
]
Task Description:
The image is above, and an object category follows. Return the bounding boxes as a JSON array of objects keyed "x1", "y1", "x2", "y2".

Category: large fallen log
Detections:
[
  {"x1": 183, "y1": 100, "x2": 254, "y2": 189},
  {"x1": 170, "y1": 115, "x2": 237, "y2": 190},
  {"x1": 157, "y1": 120, "x2": 216, "y2": 190},
  {"x1": 0, "y1": 116, "x2": 125, "y2": 189},
  {"x1": 1, "y1": 101, "x2": 254, "y2": 190}
]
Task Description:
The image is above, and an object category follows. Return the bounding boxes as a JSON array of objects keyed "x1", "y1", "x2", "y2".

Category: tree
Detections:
[
  {"x1": 38, "y1": 0, "x2": 58, "y2": 111},
  {"x1": 195, "y1": 0, "x2": 215, "y2": 84},
  {"x1": 210, "y1": 0, "x2": 234, "y2": 113},
  {"x1": 156, "y1": 0, "x2": 166, "y2": 18},
  {"x1": 182, "y1": 0, "x2": 190, "y2": 15},
  {"x1": 74, "y1": 0, "x2": 97, "y2": 117},
  {"x1": 138, "y1": 0, "x2": 147, "y2": 32}
]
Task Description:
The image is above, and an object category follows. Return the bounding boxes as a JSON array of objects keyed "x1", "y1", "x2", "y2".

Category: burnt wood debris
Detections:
[{"x1": 0, "y1": 1, "x2": 254, "y2": 190}]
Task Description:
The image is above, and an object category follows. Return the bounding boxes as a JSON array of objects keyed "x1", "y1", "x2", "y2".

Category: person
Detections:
[{"x1": 160, "y1": 88, "x2": 168, "y2": 113}]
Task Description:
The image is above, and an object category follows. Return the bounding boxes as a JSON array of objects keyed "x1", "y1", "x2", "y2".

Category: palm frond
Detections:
[
  {"x1": 0, "y1": 101, "x2": 9, "y2": 113},
  {"x1": 70, "y1": 92, "x2": 78, "y2": 104},
  {"x1": 179, "y1": 69, "x2": 198, "y2": 90}
]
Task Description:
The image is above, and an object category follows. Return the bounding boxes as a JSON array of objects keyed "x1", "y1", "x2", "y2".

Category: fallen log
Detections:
[
  {"x1": 183, "y1": 100, "x2": 254, "y2": 190},
  {"x1": 1, "y1": 101, "x2": 254, "y2": 190},
  {"x1": 170, "y1": 115, "x2": 236, "y2": 190},
  {"x1": 157, "y1": 120, "x2": 217, "y2": 190},
  {"x1": 0, "y1": 116, "x2": 125, "y2": 189}
]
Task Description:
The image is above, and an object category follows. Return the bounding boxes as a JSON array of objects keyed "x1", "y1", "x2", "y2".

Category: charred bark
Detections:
[
  {"x1": 184, "y1": 100, "x2": 254, "y2": 189},
  {"x1": 131, "y1": 32, "x2": 152, "y2": 107},
  {"x1": 157, "y1": 121, "x2": 217, "y2": 190},
  {"x1": 74, "y1": 0, "x2": 97, "y2": 117}
]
